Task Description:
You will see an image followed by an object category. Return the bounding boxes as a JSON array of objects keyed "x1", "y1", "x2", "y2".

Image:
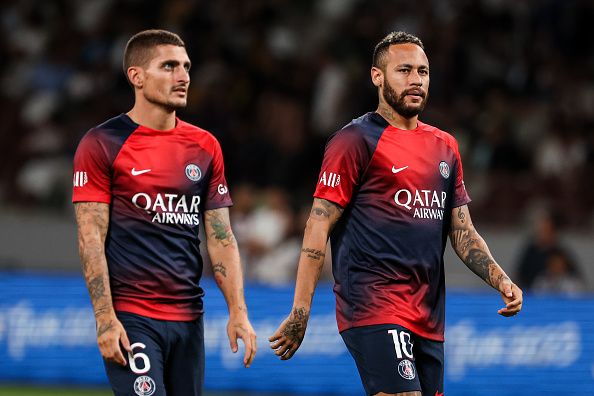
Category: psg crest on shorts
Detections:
[
  {"x1": 133, "y1": 375, "x2": 156, "y2": 396},
  {"x1": 185, "y1": 164, "x2": 202, "y2": 181},
  {"x1": 439, "y1": 161, "x2": 450, "y2": 179},
  {"x1": 398, "y1": 359, "x2": 416, "y2": 380}
]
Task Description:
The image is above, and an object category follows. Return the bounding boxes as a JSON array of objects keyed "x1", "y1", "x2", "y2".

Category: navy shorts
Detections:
[
  {"x1": 341, "y1": 324, "x2": 444, "y2": 396},
  {"x1": 104, "y1": 312, "x2": 204, "y2": 396}
]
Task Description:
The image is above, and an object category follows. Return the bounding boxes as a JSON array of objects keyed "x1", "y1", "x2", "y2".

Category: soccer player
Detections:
[
  {"x1": 73, "y1": 29, "x2": 256, "y2": 396},
  {"x1": 269, "y1": 31, "x2": 523, "y2": 396}
]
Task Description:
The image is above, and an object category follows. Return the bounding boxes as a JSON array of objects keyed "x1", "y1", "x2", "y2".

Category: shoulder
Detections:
[
  {"x1": 419, "y1": 121, "x2": 460, "y2": 153},
  {"x1": 330, "y1": 112, "x2": 388, "y2": 145},
  {"x1": 176, "y1": 118, "x2": 221, "y2": 148},
  {"x1": 81, "y1": 114, "x2": 137, "y2": 143}
]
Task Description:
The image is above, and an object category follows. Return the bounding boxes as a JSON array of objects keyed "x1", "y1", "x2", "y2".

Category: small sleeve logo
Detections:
[
  {"x1": 73, "y1": 171, "x2": 88, "y2": 187},
  {"x1": 319, "y1": 171, "x2": 341, "y2": 187}
]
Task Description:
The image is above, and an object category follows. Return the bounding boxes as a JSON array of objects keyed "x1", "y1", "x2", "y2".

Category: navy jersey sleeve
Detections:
[{"x1": 313, "y1": 127, "x2": 371, "y2": 208}]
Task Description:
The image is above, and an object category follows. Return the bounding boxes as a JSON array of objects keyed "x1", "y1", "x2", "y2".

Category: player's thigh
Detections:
[
  {"x1": 414, "y1": 337, "x2": 444, "y2": 396},
  {"x1": 341, "y1": 324, "x2": 422, "y2": 395},
  {"x1": 164, "y1": 316, "x2": 204, "y2": 396},
  {"x1": 104, "y1": 312, "x2": 166, "y2": 396}
]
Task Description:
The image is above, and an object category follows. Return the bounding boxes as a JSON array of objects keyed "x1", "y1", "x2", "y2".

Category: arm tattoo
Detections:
[
  {"x1": 450, "y1": 229, "x2": 476, "y2": 255},
  {"x1": 97, "y1": 321, "x2": 114, "y2": 338},
  {"x1": 450, "y1": 206, "x2": 507, "y2": 289},
  {"x1": 457, "y1": 207, "x2": 466, "y2": 223},
  {"x1": 212, "y1": 262, "x2": 227, "y2": 277},
  {"x1": 310, "y1": 198, "x2": 344, "y2": 228},
  {"x1": 282, "y1": 307, "x2": 308, "y2": 344},
  {"x1": 88, "y1": 276, "x2": 106, "y2": 302},
  {"x1": 301, "y1": 248, "x2": 325, "y2": 261},
  {"x1": 466, "y1": 248, "x2": 495, "y2": 284},
  {"x1": 205, "y1": 209, "x2": 235, "y2": 247},
  {"x1": 74, "y1": 202, "x2": 113, "y2": 318}
]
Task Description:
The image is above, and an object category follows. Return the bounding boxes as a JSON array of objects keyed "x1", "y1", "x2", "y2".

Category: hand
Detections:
[
  {"x1": 96, "y1": 315, "x2": 131, "y2": 366},
  {"x1": 227, "y1": 317, "x2": 257, "y2": 368},
  {"x1": 268, "y1": 307, "x2": 309, "y2": 360},
  {"x1": 497, "y1": 277, "x2": 523, "y2": 317}
]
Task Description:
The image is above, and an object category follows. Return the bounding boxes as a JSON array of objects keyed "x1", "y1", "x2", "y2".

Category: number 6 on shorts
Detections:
[{"x1": 128, "y1": 342, "x2": 151, "y2": 374}]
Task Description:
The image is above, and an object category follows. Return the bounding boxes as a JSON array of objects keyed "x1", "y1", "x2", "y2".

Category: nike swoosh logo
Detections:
[
  {"x1": 392, "y1": 165, "x2": 408, "y2": 174},
  {"x1": 131, "y1": 168, "x2": 151, "y2": 176}
]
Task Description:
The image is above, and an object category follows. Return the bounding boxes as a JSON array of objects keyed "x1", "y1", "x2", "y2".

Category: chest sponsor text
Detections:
[{"x1": 132, "y1": 192, "x2": 201, "y2": 225}]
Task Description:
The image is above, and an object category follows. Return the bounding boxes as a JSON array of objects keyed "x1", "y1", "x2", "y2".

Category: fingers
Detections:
[
  {"x1": 502, "y1": 282, "x2": 513, "y2": 298},
  {"x1": 498, "y1": 284, "x2": 523, "y2": 317},
  {"x1": 120, "y1": 328, "x2": 132, "y2": 353},
  {"x1": 268, "y1": 327, "x2": 300, "y2": 360},
  {"x1": 242, "y1": 331, "x2": 257, "y2": 368},
  {"x1": 228, "y1": 321, "x2": 257, "y2": 368},
  {"x1": 228, "y1": 332, "x2": 239, "y2": 354},
  {"x1": 97, "y1": 319, "x2": 129, "y2": 366}
]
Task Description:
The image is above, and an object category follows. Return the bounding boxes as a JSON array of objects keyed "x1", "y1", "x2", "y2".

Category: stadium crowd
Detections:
[{"x1": 0, "y1": 0, "x2": 592, "y2": 289}]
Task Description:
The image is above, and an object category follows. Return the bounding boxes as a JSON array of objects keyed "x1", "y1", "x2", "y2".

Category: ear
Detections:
[
  {"x1": 371, "y1": 66, "x2": 383, "y2": 88},
  {"x1": 127, "y1": 66, "x2": 144, "y2": 89}
]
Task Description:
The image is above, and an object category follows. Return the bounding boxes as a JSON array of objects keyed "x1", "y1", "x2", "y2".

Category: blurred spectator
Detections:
[
  {"x1": 532, "y1": 247, "x2": 586, "y2": 296},
  {"x1": 516, "y1": 209, "x2": 582, "y2": 290}
]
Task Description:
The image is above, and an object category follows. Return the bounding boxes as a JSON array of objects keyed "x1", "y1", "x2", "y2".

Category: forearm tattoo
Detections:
[
  {"x1": 206, "y1": 209, "x2": 235, "y2": 247},
  {"x1": 310, "y1": 198, "x2": 343, "y2": 225},
  {"x1": 457, "y1": 207, "x2": 466, "y2": 223},
  {"x1": 282, "y1": 307, "x2": 309, "y2": 344},
  {"x1": 74, "y1": 203, "x2": 112, "y2": 319},
  {"x1": 301, "y1": 248, "x2": 325, "y2": 261},
  {"x1": 212, "y1": 262, "x2": 227, "y2": 277},
  {"x1": 450, "y1": 207, "x2": 509, "y2": 289},
  {"x1": 466, "y1": 248, "x2": 496, "y2": 285},
  {"x1": 97, "y1": 320, "x2": 114, "y2": 337}
]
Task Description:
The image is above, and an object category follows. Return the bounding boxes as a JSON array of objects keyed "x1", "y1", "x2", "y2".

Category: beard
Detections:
[
  {"x1": 145, "y1": 89, "x2": 187, "y2": 111},
  {"x1": 382, "y1": 79, "x2": 428, "y2": 119}
]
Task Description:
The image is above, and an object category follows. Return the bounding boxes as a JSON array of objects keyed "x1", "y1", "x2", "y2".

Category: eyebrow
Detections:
[
  {"x1": 161, "y1": 59, "x2": 192, "y2": 68},
  {"x1": 395, "y1": 63, "x2": 429, "y2": 69}
]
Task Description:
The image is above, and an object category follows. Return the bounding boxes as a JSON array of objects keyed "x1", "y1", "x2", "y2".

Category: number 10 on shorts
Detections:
[{"x1": 388, "y1": 329, "x2": 414, "y2": 359}]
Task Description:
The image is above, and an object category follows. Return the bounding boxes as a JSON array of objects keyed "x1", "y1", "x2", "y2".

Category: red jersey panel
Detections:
[
  {"x1": 314, "y1": 112, "x2": 471, "y2": 341},
  {"x1": 73, "y1": 114, "x2": 232, "y2": 321}
]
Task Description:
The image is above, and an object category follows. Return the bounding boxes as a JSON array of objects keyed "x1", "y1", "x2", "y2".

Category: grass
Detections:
[{"x1": 0, "y1": 387, "x2": 111, "y2": 396}]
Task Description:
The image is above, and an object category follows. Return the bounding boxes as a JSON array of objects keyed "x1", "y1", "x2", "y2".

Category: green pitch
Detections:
[{"x1": 0, "y1": 387, "x2": 111, "y2": 396}]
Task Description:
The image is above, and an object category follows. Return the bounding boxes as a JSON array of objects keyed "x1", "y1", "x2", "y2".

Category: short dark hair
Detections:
[
  {"x1": 123, "y1": 29, "x2": 185, "y2": 78},
  {"x1": 372, "y1": 31, "x2": 424, "y2": 70}
]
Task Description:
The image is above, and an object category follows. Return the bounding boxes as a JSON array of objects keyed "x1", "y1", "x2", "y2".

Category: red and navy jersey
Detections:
[
  {"x1": 314, "y1": 112, "x2": 471, "y2": 341},
  {"x1": 72, "y1": 114, "x2": 232, "y2": 321}
]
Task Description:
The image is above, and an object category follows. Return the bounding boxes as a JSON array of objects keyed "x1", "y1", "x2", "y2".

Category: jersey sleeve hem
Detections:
[
  {"x1": 203, "y1": 200, "x2": 233, "y2": 211},
  {"x1": 452, "y1": 196, "x2": 472, "y2": 208},
  {"x1": 72, "y1": 194, "x2": 111, "y2": 204},
  {"x1": 313, "y1": 192, "x2": 347, "y2": 208}
]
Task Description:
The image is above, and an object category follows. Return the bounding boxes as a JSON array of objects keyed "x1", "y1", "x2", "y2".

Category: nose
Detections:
[
  {"x1": 176, "y1": 67, "x2": 190, "y2": 83},
  {"x1": 409, "y1": 70, "x2": 423, "y2": 86}
]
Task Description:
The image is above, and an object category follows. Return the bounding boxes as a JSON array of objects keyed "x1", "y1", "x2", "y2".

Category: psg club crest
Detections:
[
  {"x1": 185, "y1": 164, "x2": 202, "y2": 181},
  {"x1": 439, "y1": 161, "x2": 450, "y2": 179},
  {"x1": 398, "y1": 359, "x2": 416, "y2": 380},
  {"x1": 133, "y1": 375, "x2": 156, "y2": 396}
]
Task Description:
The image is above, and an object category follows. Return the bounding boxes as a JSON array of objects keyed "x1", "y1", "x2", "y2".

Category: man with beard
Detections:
[
  {"x1": 269, "y1": 31, "x2": 523, "y2": 396},
  {"x1": 73, "y1": 30, "x2": 256, "y2": 396}
]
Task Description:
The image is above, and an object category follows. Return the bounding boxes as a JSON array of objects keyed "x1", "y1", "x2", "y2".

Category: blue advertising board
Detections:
[{"x1": 1, "y1": 272, "x2": 593, "y2": 395}]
